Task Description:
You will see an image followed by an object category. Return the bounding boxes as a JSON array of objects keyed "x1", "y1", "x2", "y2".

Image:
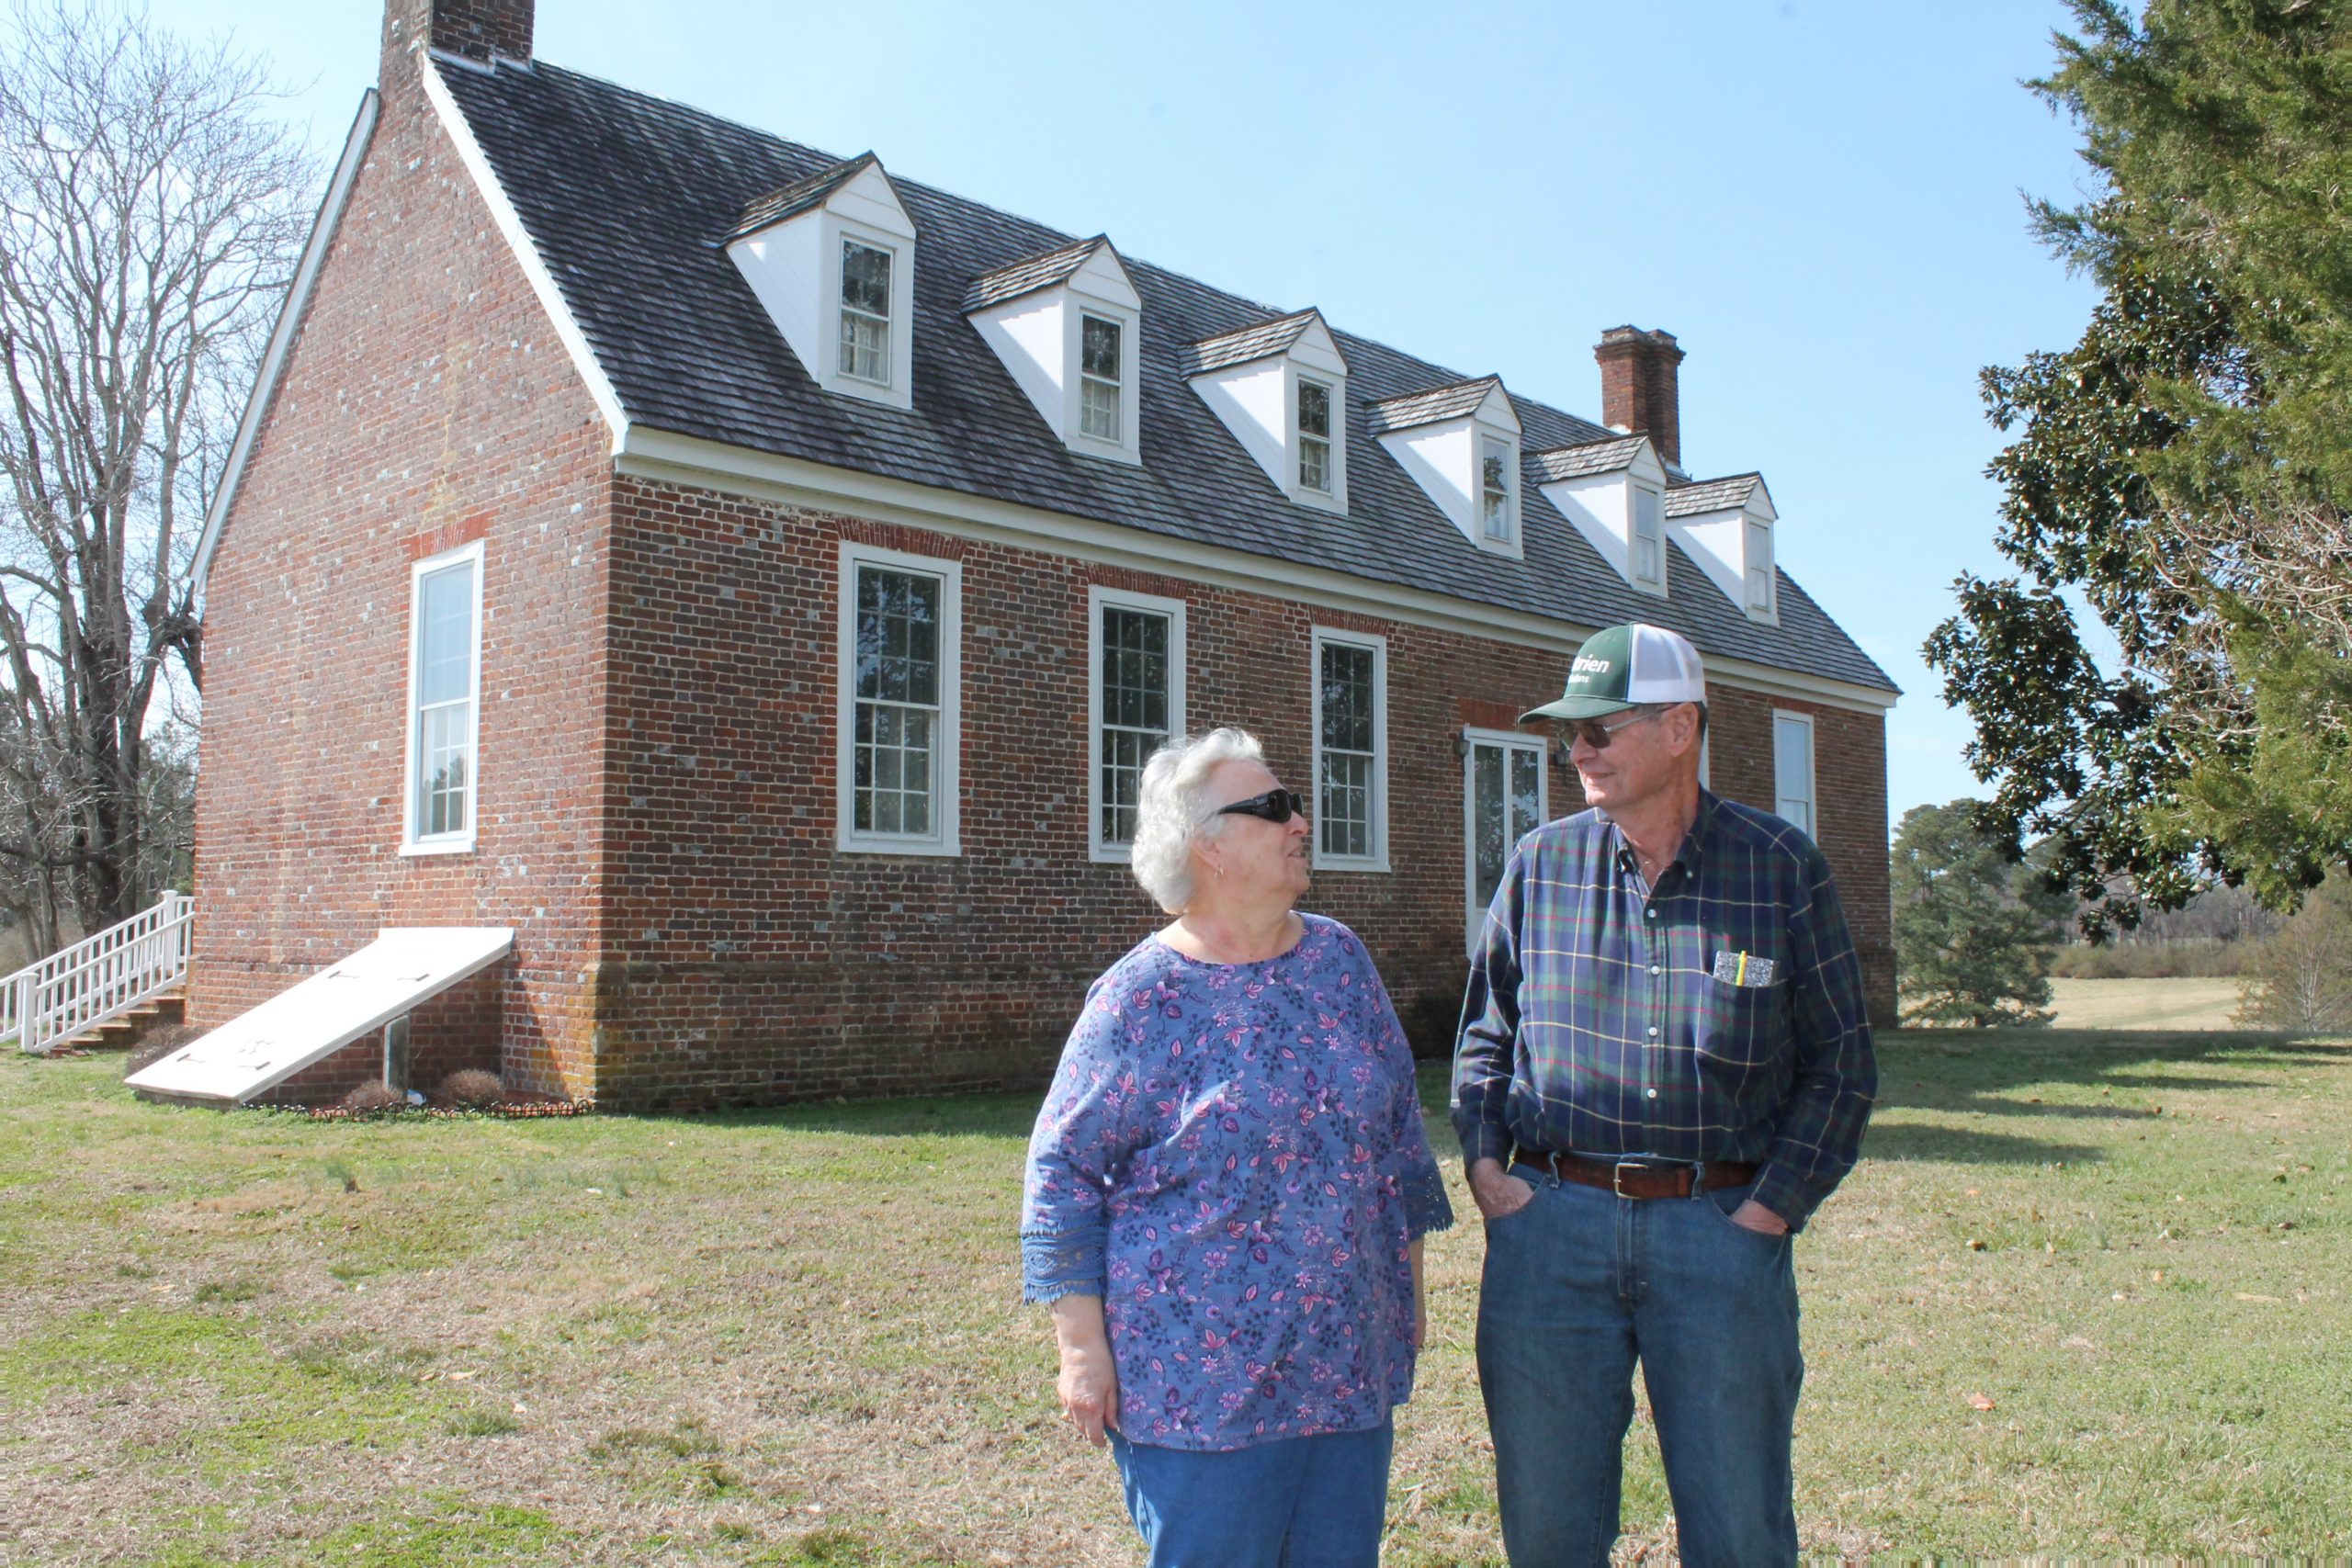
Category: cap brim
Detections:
[{"x1": 1517, "y1": 694, "x2": 1639, "y2": 724}]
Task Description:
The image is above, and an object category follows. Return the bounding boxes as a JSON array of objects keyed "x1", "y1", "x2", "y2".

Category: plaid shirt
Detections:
[{"x1": 1451, "y1": 789, "x2": 1875, "y2": 1231}]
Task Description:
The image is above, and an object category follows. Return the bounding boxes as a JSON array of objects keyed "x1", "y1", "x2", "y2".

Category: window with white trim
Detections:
[
  {"x1": 1089, "y1": 587, "x2": 1185, "y2": 859},
  {"x1": 1297, "y1": 378, "x2": 1334, "y2": 494},
  {"x1": 1480, "y1": 435, "x2": 1514, "y2": 542},
  {"x1": 1633, "y1": 483, "x2": 1665, "y2": 587},
  {"x1": 1746, "y1": 520, "x2": 1774, "y2": 613},
  {"x1": 1312, "y1": 629, "x2": 1387, "y2": 868},
  {"x1": 403, "y1": 541, "x2": 482, "y2": 853},
  {"x1": 1773, "y1": 711, "x2": 1815, "y2": 838},
  {"x1": 838, "y1": 239, "x2": 893, "y2": 386},
  {"x1": 1079, "y1": 314, "x2": 1123, "y2": 443},
  {"x1": 838, "y1": 544, "x2": 961, "y2": 854}
]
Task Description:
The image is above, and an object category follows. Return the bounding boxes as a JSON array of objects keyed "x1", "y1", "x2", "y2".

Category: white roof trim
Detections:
[
  {"x1": 421, "y1": 53, "x2": 628, "y2": 445},
  {"x1": 191, "y1": 88, "x2": 379, "y2": 597},
  {"x1": 613, "y1": 424, "x2": 1897, "y2": 714}
]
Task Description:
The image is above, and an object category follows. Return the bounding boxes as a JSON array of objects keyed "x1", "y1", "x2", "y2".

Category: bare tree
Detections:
[{"x1": 0, "y1": 2, "x2": 315, "y2": 952}]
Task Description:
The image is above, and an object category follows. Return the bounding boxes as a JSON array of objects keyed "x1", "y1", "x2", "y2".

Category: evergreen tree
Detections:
[{"x1": 1894, "y1": 801, "x2": 2072, "y2": 1028}]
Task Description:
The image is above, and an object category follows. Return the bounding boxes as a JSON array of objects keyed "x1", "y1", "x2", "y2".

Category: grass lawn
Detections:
[
  {"x1": 3, "y1": 1002, "x2": 2347, "y2": 1563},
  {"x1": 2047, "y1": 976, "x2": 2247, "y2": 1032}
]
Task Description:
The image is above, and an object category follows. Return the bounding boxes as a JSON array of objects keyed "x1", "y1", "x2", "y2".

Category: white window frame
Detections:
[
  {"x1": 1460, "y1": 727, "x2": 1547, "y2": 955},
  {"x1": 1087, "y1": 585, "x2": 1187, "y2": 863},
  {"x1": 1309, "y1": 626, "x2": 1388, "y2": 873},
  {"x1": 1772, "y1": 709, "x2": 1816, "y2": 839},
  {"x1": 1746, "y1": 519, "x2": 1776, "y2": 616},
  {"x1": 1077, "y1": 311, "x2": 1125, "y2": 445},
  {"x1": 837, "y1": 541, "x2": 963, "y2": 856},
  {"x1": 1296, "y1": 376, "x2": 1336, "y2": 496},
  {"x1": 1633, "y1": 482, "x2": 1666, "y2": 589},
  {"x1": 1479, "y1": 434, "x2": 1516, "y2": 543},
  {"x1": 835, "y1": 235, "x2": 896, "y2": 388},
  {"x1": 400, "y1": 538, "x2": 485, "y2": 856}
]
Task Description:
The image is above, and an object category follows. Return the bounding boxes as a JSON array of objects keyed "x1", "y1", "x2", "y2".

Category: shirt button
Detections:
[
  {"x1": 1649, "y1": 964, "x2": 1661, "y2": 976},
  {"x1": 1646, "y1": 1089, "x2": 1659, "y2": 1099},
  {"x1": 1646, "y1": 1026, "x2": 1659, "y2": 1038},
  {"x1": 1645, "y1": 908, "x2": 1657, "y2": 920}
]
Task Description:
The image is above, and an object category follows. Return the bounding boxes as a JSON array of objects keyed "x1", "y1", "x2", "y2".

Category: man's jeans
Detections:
[{"x1": 1476, "y1": 1166, "x2": 1803, "y2": 1567}]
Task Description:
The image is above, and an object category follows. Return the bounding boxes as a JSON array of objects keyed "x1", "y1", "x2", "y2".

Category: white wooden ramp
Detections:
[{"x1": 127, "y1": 927, "x2": 514, "y2": 1106}]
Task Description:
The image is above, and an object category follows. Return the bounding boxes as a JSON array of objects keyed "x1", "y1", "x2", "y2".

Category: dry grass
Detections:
[
  {"x1": 1, "y1": 1021, "x2": 2348, "y2": 1565},
  {"x1": 2047, "y1": 976, "x2": 2246, "y2": 1032}
]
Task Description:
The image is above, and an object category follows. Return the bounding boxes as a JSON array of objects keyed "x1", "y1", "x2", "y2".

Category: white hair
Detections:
[{"x1": 1129, "y1": 728, "x2": 1266, "y2": 914}]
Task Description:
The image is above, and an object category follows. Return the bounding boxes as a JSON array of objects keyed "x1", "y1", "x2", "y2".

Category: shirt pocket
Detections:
[{"x1": 1695, "y1": 975, "x2": 1788, "y2": 1068}]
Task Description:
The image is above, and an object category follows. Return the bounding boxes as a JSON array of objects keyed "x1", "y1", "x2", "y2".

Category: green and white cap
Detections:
[{"x1": 1519, "y1": 622, "x2": 1707, "y2": 723}]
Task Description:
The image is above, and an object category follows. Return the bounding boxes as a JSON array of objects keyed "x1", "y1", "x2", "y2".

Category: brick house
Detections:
[{"x1": 189, "y1": 0, "x2": 1899, "y2": 1109}]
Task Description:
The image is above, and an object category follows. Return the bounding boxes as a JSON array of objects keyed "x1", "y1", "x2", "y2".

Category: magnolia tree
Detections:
[{"x1": 0, "y1": 3, "x2": 315, "y2": 953}]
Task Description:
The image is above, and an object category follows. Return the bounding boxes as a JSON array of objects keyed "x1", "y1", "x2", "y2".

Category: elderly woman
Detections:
[{"x1": 1021, "y1": 728, "x2": 1453, "y2": 1568}]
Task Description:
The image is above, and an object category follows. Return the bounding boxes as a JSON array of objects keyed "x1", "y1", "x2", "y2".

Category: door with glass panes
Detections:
[{"x1": 1463, "y1": 730, "x2": 1546, "y2": 954}]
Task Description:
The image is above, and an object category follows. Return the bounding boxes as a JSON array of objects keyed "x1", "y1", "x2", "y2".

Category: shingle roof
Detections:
[
  {"x1": 1666, "y1": 473, "x2": 1764, "y2": 516},
  {"x1": 1528, "y1": 434, "x2": 1648, "y2": 483},
  {"x1": 961, "y1": 234, "x2": 1110, "y2": 313},
  {"x1": 1367, "y1": 376, "x2": 1508, "y2": 436},
  {"x1": 727, "y1": 152, "x2": 879, "y2": 242},
  {"x1": 1180, "y1": 310, "x2": 1323, "y2": 378},
  {"x1": 435, "y1": 60, "x2": 1895, "y2": 697}
]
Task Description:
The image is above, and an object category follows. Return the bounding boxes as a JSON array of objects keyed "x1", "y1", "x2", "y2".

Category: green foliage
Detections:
[
  {"x1": 2237, "y1": 870, "x2": 2352, "y2": 1035},
  {"x1": 1927, "y1": 0, "x2": 2352, "y2": 933},
  {"x1": 1894, "y1": 800, "x2": 2070, "y2": 1026}
]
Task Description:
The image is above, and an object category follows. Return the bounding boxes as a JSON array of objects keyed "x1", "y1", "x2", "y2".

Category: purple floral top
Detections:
[{"x1": 1020, "y1": 914, "x2": 1453, "y2": 1451}]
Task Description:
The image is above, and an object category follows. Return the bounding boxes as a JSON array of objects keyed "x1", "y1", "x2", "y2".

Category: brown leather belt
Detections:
[{"x1": 1514, "y1": 1151, "x2": 1757, "y2": 1200}]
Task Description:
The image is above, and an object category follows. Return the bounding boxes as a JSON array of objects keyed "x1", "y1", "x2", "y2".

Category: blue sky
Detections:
[{"x1": 151, "y1": 0, "x2": 2104, "y2": 828}]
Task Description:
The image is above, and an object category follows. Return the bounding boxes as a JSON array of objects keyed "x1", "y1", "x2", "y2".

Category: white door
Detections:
[{"x1": 1464, "y1": 730, "x2": 1546, "y2": 954}]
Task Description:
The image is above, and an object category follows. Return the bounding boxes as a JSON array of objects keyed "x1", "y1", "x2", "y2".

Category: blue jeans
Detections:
[
  {"x1": 1108, "y1": 1418, "x2": 1394, "y2": 1568},
  {"x1": 1476, "y1": 1168, "x2": 1803, "y2": 1567}
]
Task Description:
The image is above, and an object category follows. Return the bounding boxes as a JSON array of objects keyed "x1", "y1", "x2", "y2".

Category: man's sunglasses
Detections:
[
  {"x1": 1562, "y1": 706, "x2": 1668, "y2": 751},
  {"x1": 1213, "y1": 788, "x2": 1307, "y2": 824}
]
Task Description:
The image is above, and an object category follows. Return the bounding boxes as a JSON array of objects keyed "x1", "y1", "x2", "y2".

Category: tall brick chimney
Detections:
[
  {"x1": 1594, "y1": 326, "x2": 1685, "y2": 468},
  {"x1": 383, "y1": 0, "x2": 536, "y2": 87}
]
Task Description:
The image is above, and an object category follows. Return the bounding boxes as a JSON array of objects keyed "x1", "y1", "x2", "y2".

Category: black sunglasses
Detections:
[
  {"x1": 1213, "y1": 788, "x2": 1307, "y2": 824},
  {"x1": 1561, "y1": 707, "x2": 1668, "y2": 751}
]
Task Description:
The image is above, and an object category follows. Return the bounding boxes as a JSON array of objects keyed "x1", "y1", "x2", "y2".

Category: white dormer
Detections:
[
  {"x1": 1182, "y1": 310, "x2": 1350, "y2": 512},
  {"x1": 1665, "y1": 474, "x2": 1779, "y2": 623},
  {"x1": 1531, "y1": 434, "x2": 1670, "y2": 597},
  {"x1": 963, "y1": 237, "x2": 1142, "y2": 465},
  {"x1": 1370, "y1": 378, "x2": 1522, "y2": 557},
  {"x1": 727, "y1": 153, "x2": 917, "y2": 410}
]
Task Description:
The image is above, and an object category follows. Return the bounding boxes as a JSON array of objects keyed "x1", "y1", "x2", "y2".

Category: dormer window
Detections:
[
  {"x1": 1298, "y1": 378, "x2": 1334, "y2": 493},
  {"x1": 1480, "y1": 435, "x2": 1514, "y2": 541},
  {"x1": 1080, "y1": 314, "x2": 1123, "y2": 442},
  {"x1": 1633, "y1": 484, "x2": 1665, "y2": 586},
  {"x1": 839, "y1": 240, "x2": 894, "y2": 385},
  {"x1": 1370, "y1": 376, "x2": 1521, "y2": 558},
  {"x1": 727, "y1": 153, "x2": 917, "y2": 411},
  {"x1": 964, "y1": 236, "x2": 1142, "y2": 465},
  {"x1": 1746, "y1": 520, "x2": 1773, "y2": 612},
  {"x1": 1183, "y1": 310, "x2": 1350, "y2": 513}
]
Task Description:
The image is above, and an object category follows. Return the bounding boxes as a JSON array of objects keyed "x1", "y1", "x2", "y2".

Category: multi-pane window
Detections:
[
  {"x1": 1465, "y1": 734, "x2": 1544, "y2": 953},
  {"x1": 1094, "y1": 603, "x2": 1175, "y2": 849},
  {"x1": 1746, "y1": 520, "x2": 1774, "y2": 612},
  {"x1": 1298, "y1": 378, "x2": 1334, "y2": 493},
  {"x1": 1480, "y1": 435, "x2": 1513, "y2": 540},
  {"x1": 1316, "y1": 635, "x2": 1382, "y2": 863},
  {"x1": 407, "y1": 547, "x2": 479, "y2": 849},
  {"x1": 851, "y1": 565, "x2": 942, "y2": 837},
  {"x1": 1774, "y1": 712, "x2": 1815, "y2": 838},
  {"x1": 1634, "y1": 484, "x2": 1665, "y2": 585},
  {"x1": 839, "y1": 240, "x2": 893, "y2": 385},
  {"x1": 1080, "y1": 315, "x2": 1123, "y2": 442}
]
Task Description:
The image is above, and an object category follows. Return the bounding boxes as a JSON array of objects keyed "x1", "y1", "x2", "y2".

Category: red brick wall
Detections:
[{"x1": 189, "y1": 59, "x2": 611, "y2": 1102}]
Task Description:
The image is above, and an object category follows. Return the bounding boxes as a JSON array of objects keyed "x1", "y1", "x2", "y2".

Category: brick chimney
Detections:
[
  {"x1": 1594, "y1": 326, "x2": 1685, "y2": 468},
  {"x1": 383, "y1": 0, "x2": 535, "y2": 87}
]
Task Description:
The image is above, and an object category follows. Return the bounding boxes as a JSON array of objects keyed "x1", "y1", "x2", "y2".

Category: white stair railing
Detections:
[{"x1": 4, "y1": 892, "x2": 195, "y2": 1055}]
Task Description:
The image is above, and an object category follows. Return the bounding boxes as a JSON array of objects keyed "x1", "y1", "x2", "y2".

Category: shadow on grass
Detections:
[{"x1": 1858, "y1": 1121, "x2": 2106, "y2": 1166}]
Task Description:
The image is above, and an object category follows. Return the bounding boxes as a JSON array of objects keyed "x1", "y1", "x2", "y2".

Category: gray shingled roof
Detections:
[
  {"x1": 1666, "y1": 473, "x2": 1763, "y2": 516},
  {"x1": 961, "y1": 234, "x2": 1109, "y2": 313},
  {"x1": 728, "y1": 152, "x2": 878, "y2": 242},
  {"x1": 435, "y1": 60, "x2": 1895, "y2": 697},
  {"x1": 1528, "y1": 434, "x2": 1649, "y2": 483},
  {"x1": 1180, "y1": 310, "x2": 1323, "y2": 378},
  {"x1": 1367, "y1": 376, "x2": 1508, "y2": 436}
]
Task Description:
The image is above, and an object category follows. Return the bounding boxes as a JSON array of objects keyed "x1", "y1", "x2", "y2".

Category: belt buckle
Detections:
[{"x1": 1611, "y1": 1160, "x2": 1642, "y2": 1197}]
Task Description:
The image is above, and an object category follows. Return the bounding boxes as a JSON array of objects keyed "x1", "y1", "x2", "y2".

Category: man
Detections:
[{"x1": 1452, "y1": 621, "x2": 1876, "y2": 1567}]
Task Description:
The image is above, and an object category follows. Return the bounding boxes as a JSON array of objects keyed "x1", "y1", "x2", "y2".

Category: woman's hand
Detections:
[{"x1": 1049, "y1": 1294, "x2": 1120, "y2": 1447}]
